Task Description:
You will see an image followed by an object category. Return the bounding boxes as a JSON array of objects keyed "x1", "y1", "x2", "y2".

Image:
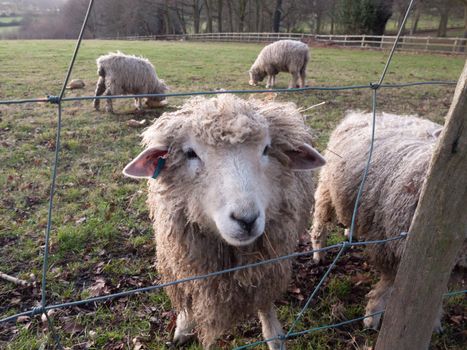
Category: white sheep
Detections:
[
  {"x1": 310, "y1": 111, "x2": 449, "y2": 331},
  {"x1": 93, "y1": 51, "x2": 168, "y2": 113},
  {"x1": 249, "y1": 40, "x2": 309, "y2": 89},
  {"x1": 123, "y1": 94, "x2": 325, "y2": 349}
]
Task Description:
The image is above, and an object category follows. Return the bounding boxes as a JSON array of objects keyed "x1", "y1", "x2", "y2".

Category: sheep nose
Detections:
[{"x1": 230, "y1": 212, "x2": 259, "y2": 234}]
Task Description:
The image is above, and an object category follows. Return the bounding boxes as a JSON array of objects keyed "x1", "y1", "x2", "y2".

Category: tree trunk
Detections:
[
  {"x1": 375, "y1": 60, "x2": 467, "y2": 350},
  {"x1": 204, "y1": 0, "x2": 213, "y2": 32},
  {"x1": 227, "y1": 0, "x2": 234, "y2": 32},
  {"x1": 316, "y1": 12, "x2": 322, "y2": 34},
  {"x1": 255, "y1": 0, "x2": 261, "y2": 32},
  {"x1": 437, "y1": 3, "x2": 450, "y2": 37},
  {"x1": 164, "y1": 0, "x2": 172, "y2": 34},
  {"x1": 409, "y1": 3, "x2": 421, "y2": 35},
  {"x1": 330, "y1": 13, "x2": 335, "y2": 34},
  {"x1": 396, "y1": 5, "x2": 407, "y2": 35},
  {"x1": 175, "y1": 3, "x2": 187, "y2": 34},
  {"x1": 217, "y1": 0, "x2": 223, "y2": 32},
  {"x1": 193, "y1": 0, "x2": 200, "y2": 33},
  {"x1": 237, "y1": 0, "x2": 247, "y2": 32},
  {"x1": 272, "y1": 0, "x2": 282, "y2": 32},
  {"x1": 461, "y1": 3, "x2": 467, "y2": 52},
  {"x1": 464, "y1": 2, "x2": 467, "y2": 39}
]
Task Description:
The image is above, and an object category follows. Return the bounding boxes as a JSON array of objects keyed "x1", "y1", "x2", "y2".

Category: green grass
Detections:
[
  {"x1": 0, "y1": 40, "x2": 465, "y2": 349},
  {"x1": 386, "y1": 14, "x2": 465, "y2": 34},
  {"x1": 0, "y1": 16, "x2": 22, "y2": 24}
]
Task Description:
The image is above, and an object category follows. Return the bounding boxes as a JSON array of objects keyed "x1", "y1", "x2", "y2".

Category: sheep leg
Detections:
[
  {"x1": 103, "y1": 88, "x2": 114, "y2": 113},
  {"x1": 266, "y1": 75, "x2": 272, "y2": 89},
  {"x1": 270, "y1": 75, "x2": 276, "y2": 88},
  {"x1": 173, "y1": 310, "x2": 195, "y2": 346},
  {"x1": 299, "y1": 68, "x2": 306, "y2": 88},
  {"x1": 343, "y1": 228, "x2": 350, "y2": 238},
  {"x1": 93, "y1": 76, "x2": 106, "y2": 111},
  {"x1": 364, "y1": 273, "x2": 394, "y2": 329},
  {"x1": 134, "y1": 98, "x2": 143, "y2": 110},
  {"x1": 258, "y1": 305, "x2": 285, "y2": 350},
  {"x1": 288, "y1": 72, "x2": 299, "y2": 89},
  {"x1": 310, "y1": 185, "x2": 333, "y2": 264}
]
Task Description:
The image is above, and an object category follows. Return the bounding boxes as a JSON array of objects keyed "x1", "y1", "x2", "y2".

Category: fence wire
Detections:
[{"x1": 1, "y1": 0, "x2": 465, "y2": 348}]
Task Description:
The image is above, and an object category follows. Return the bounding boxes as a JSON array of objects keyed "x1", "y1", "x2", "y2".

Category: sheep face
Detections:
[
  {"x1": 123, "y1": 96, "x2": 325, "y2": 247},
  {"x1": 183, "y1": 134, "x2": 274, "y2": 246},
  {"x1": 249, "y1": 69, "x2": 266, "y2": 86}
]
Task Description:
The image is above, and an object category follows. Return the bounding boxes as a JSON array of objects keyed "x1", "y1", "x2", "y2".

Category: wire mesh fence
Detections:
[{"x1": 0, "y1": 0, "x2": 465, "y2": 349}]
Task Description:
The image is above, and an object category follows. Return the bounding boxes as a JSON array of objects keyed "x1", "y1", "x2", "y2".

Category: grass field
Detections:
[
  {"x1": 385, "y1": 14, "x2": 465, "y2": 36},
  {"x1": 0, "y1": 40, "x2": 465, "y2": 350},
  {"x1": 0, "y1": 17, "x2": 22, "y2": 24}
]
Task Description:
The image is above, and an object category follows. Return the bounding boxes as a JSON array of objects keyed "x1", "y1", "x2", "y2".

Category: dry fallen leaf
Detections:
[{"x1": 87, "y1": 278, "x2": 110, "y2": 297}]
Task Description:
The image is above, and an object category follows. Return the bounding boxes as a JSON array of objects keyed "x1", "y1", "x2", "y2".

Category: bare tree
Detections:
[
  {"x1": 272, "y1": 0, "x2": 282, "y2": 32},
  {"x1": 193, "y1": 0, "x2": 202, "y2": 33},
  {"x1": 226, "y1": 0, "x2": 234, "y2": 31},
  {"x1": 239, "y1": 0, "x2": 248, "y2": 32},
  {"x1": 409, "y1": 0, "x2": 422, "y2": 35},
  {"x1": 217, "y1": 0, "x2": 223, "y2": 32},
  {"x1": 204, "y1": 0, "x2": 213, "y2": 32}
]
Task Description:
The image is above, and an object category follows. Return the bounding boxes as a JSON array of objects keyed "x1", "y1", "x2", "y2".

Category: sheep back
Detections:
[
  {"x1": 96, "y1": 51, "x2": 167, "y2": 97},
  {"x1": 317, "y1": 111, "x2": 441, "y2": 272},
  {"x1": 250, "y1": 40, "x2": 309, "y2": 76}
]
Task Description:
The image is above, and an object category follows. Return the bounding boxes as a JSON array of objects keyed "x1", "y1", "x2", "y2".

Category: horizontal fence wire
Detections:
[
  {"x1": 1, "y1": 0, "x2": 466, "y2": 348},
  {"x1": 0, "y1": 81, "x2": 458, "y2": 106},
  {"x1": 0, "y1": 234, "x2": 406, "y2": 324}
]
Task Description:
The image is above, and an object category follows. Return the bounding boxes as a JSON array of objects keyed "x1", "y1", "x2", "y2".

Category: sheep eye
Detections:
[
  {"x1": 263, "y1": 145, "x2": 270, "y2": 156},
  {"x1": 185, "y1": 148, "x2": 198, "y2": 160}
]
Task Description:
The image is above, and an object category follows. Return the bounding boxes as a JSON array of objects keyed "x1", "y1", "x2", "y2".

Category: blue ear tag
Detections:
[{"x1": 152, "y1": 157, "x2": 166, "y2": 179}]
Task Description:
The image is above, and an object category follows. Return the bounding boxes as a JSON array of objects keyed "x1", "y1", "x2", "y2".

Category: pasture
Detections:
[{"x1": 0, "y1": 40, "x2": 465, "y2": 349}]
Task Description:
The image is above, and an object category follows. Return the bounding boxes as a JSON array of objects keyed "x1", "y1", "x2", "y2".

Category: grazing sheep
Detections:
[
  {"x1": 93, "y1": 51, "x2": 168, "y2": 113},
  {"x1": 123, "y1": 94, "x2": 325, "y2": 349},
  {"x1": 310, "y1": 111, "x2": 449, "y2": 331},
  {"x1": 249, "y1": 40, "x2": 309, "y2": 89}
]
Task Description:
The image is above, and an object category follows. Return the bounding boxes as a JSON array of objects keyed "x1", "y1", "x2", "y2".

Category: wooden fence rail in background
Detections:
[{"x1": 101, "y1": 32, "x2": 467, "y2": 55}]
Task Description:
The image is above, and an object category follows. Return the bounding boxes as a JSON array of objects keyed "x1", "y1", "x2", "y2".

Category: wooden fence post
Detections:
[{"x1": 375, "y1": 59, "x2": 467, "y2": 350}]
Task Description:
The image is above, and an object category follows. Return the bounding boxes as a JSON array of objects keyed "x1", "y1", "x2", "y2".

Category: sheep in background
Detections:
[
  {"x1": 249, "y1": 40, "x2": 309, "y2": 89},
  {"x1": 310, "y1": 111, "x2": 453, "y2": 331},
  {"x1": 93, "y1": 52, "x2": 168, "y2": 113},
  {"x1": 123, "y1": 94, "x2": 325, "y2": 349}
]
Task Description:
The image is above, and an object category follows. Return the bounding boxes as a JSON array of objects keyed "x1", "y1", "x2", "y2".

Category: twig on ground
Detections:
[{"x1": 0, "y1": 271, "x2": 31, "y2": 287}]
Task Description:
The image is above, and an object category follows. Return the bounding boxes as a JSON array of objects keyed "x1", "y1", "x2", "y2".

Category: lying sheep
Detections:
[
  {"x1": 123, "y1": 94, "x2": 325, "y2": 349},
  {"x1": 93, "y1": 52, "x2": 168, "y2": 113},
  {"x1": 310, "y1": 111, "x2": 449, "y2": 331},
  {"x1": 249, "y1": 40, "x2": 309, "y2": 89}
]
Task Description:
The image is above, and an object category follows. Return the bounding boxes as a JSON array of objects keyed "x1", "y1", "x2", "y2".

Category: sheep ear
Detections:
[
  {"x1": 286, "y1": 143, "x2": 325, "y2": 170},
  {"x1": 123, "y1": 147, "x2": 168, "y2": 179}
]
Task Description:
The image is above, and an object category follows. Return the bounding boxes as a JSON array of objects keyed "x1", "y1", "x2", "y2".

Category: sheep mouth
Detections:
[{"x1": 221, "y1": 230, "x2": 264, "y2": 247}]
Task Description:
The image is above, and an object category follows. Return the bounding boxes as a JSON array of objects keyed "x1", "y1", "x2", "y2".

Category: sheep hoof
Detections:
[
  {"x1": 312, "y1": 252, "x2": 325, "y2": 265},
  {"x1": 172, "y1": 331, "x2": 195, "y2": 346},
  {"x1": 156, "y1": 99, "x2": 168, "y2": 107},
  {"x1": 267, "y1": 338, "x2": 286, "y2": 350},
  {"x1": 363, "y1": 313, "x2": 381, "y2": 330}
]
